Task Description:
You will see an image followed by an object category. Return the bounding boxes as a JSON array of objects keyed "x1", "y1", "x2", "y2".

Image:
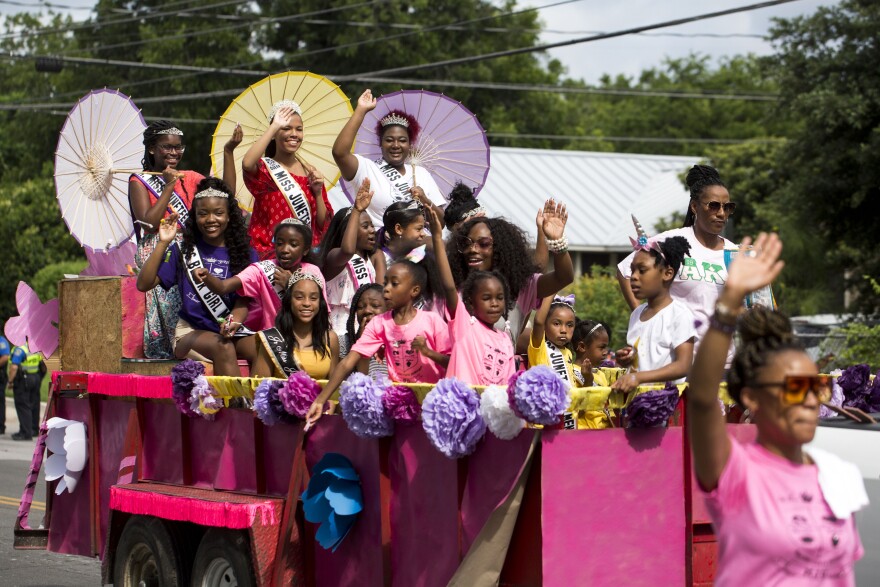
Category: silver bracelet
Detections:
[{"x1": 546, "y1": 235, "x2": 569, "y2": 254}]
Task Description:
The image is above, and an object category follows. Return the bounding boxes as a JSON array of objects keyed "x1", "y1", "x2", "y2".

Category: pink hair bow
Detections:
[
  {"x1": 405, "y1": 244, "x2": 427, "y2": 263},
  {"x1": 629, "y1": 214, "x2": 665, "y2": 261}
]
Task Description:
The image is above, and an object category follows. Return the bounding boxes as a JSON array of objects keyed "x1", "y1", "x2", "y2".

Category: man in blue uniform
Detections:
[
  {"x1": 0, "y1": 333, "x2": 9, "y2": 435},
  {"x1": 8, "y1": 341, "x2": 43, "y2": 441}
]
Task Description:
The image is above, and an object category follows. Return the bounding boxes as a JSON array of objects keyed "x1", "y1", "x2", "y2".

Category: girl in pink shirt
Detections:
[
  {"x1": 199, "y1": 219, "x2": 321, "y2": 331},
  {"x1": 429, "y1": 206, "x2": 515, "y2": 386},
  {"x1": 307, "y1": 253, "x2": 451, "y2": 424},
  {"x1": 688, "y1": 233, "x2": 866, "y2": 587}
]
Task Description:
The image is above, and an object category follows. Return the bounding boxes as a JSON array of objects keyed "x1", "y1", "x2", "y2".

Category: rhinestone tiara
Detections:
[
  {"x1": 380, "y1": 113, "x2": 409, "y2": 128},
  {"x1": 268, "y1": 100, "x2": 303, "y2": 123},
  {"x1": 193, "y1": 187, "x2": 229, "y2": 200},
  {"x1": 156, "y1": 127, "x2": 184, "y2": 136}
]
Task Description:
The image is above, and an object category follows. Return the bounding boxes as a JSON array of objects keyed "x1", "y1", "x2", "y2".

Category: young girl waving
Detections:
[
  {"x1": 429, "y1": 206, "x2": 515, "y2": 386},
  {"x1": 613, "y1": 221, "x2": 696, "y2": 392},
  {"x1": 198, "y1": 218, "x2": 319, "y2": 332},
  {"x1": 528, "y1": 295, "x2": 579, "y2": 386},
  {"x1": 316, "y1": 178, "x2": 386, "y2": 337},
  {"x1": 307, "y1": 253, "x2": 451, "y2": 423},
  {"x1": 251, "y1": 269, "x2": 339, "y2": 379},
  {"x1": 136, "y1": 178, "x2": 257, "y2": 376}
]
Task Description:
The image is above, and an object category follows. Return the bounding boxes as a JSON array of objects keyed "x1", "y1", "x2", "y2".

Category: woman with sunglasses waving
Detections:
[
  {"x1": 617, "y1": 164, "x2": 739, "y2": 365},
  {"x1": 129, "y1": 120, "x2": 242, "y2": 358},
  {"x1": 689, "y1": 233, "x2": 868, "y2": 586}
]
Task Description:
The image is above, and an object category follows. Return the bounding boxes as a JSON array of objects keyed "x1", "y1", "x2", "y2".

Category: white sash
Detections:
[
  {"x1": 546, "y1": 341, "x2": 572, "y2": 387},
  {"x1": 346, "y1": 255, "x2": 374, "y2": 290},
  {"x1": 183, "y1": 245, "x2": 253, "y2": 336},
  {"x1": 135, "y1": 172, "x2": 189, "y2": 228},
  {"x1": 255, "y1": 259, "x2": 283, "y2": 298},
  {"x1": 376, "y1": 158, "x2": 413, "y2": 203},
  {"x1": 262, "y1": 157, "x2": 312, "y2": 226}
]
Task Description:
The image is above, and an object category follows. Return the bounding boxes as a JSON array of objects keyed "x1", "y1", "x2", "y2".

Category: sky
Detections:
[{"x1": 2, "y1": 0, "x2": 840, "y2": 83}]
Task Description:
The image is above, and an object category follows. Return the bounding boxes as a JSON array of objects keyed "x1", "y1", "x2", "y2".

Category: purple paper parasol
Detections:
[{"x1": 343, "y1": 90, "x2": 490, "y2": 202}]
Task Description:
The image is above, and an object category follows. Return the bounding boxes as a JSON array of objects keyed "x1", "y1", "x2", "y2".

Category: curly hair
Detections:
[
  {"x1": 273, "y1": 220, "x2": 314, "y2": 264},
  {"x1": 180, "y1": 177, "x2": 251, "y2": 275},
  {"x1": 460, "y1": 270, "x2": 513, "y2": 321},
  {"x1": 443, "y1": 182, "x2": 481, "y2": 229},
  {"x1": 375, "y1": 109, "x2": 420, "y2": 144},
  {"x1": 346, "y1": 283, "x2": 384, "y2": 345},
  {"x1": 141, "y1": 119, "x2": 182, "y2": 171},
  {"x1": 727, "y1": 306, "x2": 803, "y2": 405},
  {"x1": 446, "y1": 217, "x2": 538, "y2": 301},
  {"x1": 275, "y1": 281, "x2": 332, "y2": 360},
  {"x1": 646, "y1": 235, "x2": 692, "y2": 275},
  {"x1": 573, "y1": 318, "x2": 610, "y2": 348},
  {"x1": 684, "y1": 164, "x2": 726, "y2": 227}
]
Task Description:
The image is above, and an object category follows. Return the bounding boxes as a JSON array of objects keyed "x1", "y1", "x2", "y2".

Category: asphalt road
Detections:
[{"x1": 0, "y1": 399, "x2": 101, "y2": 586}]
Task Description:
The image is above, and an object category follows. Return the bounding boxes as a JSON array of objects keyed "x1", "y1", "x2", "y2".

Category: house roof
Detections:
[{"x1": 328, "y1": 146, "x2": 703, "y2": 252}]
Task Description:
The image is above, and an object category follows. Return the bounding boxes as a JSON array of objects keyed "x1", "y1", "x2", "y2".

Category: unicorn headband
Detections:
[{"x1": 629, "y1": 214, "x2": 665, "y2": 262}]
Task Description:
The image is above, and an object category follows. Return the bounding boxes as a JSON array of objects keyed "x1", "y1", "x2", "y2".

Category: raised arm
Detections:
[
  {"x1": 129, "y1": 168, "x2": 184, "y2": 230},
  {"x1": 616, "y1": 269, "x2": 640, "y2": 311},
  {"x1": 323, "y1": 179, "x2": 373, "y2": 280},
  {"x1": 136, "y1": 215, "x2": 179, "y2": 292},
  {"x1": 332, "y1": 89, "x2": 376, "y2": 181},
  {"x1": 533, "y1": 201, "x2": 551, "y2": 270},
  {"x1": 222, "y1": 123, "x2": 243, "y2": 191},
  {"x1": 304, "y1": 162, "x2": 329, "y2": 229},
  {"x1": 242, "y1": 107, "x2": 295, "y2": 173},
  {"x1": 535, "y1": 199, "x2": 574, "y2": 298},
  {"x1": 427, "y1": 206, "x2": 459, "y2": 318},
  {"x1": 530, "y1": 296, "x2": 552, "y2": 348},
  {"x1": 689, "y1": 233, "x2": 784, "y2": 491}
]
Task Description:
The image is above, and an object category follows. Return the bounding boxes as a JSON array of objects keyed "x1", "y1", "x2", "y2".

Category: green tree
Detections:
[
  {"x1": 768, "y1": 0, "x2": 880, "y2": 314},
  {"x1": 32, "y1": 260, "x2": 89, "y2": 302},
  {"x1": 565, "y1": 265, "x2": 632, "y2": 349}
]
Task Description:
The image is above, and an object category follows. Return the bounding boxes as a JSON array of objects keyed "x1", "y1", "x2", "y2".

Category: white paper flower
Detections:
[
  {"x1": 480, "y1": 386, "x2": 526, "y2": 440},
  {"x1": 44, "y1": 417, "x2": 88, "y2": 495}
]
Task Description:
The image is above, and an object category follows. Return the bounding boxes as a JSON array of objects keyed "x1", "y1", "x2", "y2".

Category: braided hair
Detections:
[
  {"x1": 180, "y1": 177, "x2": 251, "y2": 275},
  {"x1": 443, "y1": 182, "x2": 481, "y2": 229},
  {"x1": 141, "y1": 120, "x2": 181, "y2": 171},
  {"x1": 375, "y1": 109, "x2": 420, "y2": 144},
  {"x1": 684, "y1": 165, "x2": 726, "y2": 227},
  {"x1": 728, "y1": 306, "x2": 803, "y2": 405},
  {"x1": 446, "y1": 217, "x2": 539, "y2": 301},
  {"x1": 460, "y1": 270, "x2": 513, "y2": 321},
  {"x1": 649, "y1": 235, "x2": 692, "y2": 275},
  {"x1": 346, "y1": 283, "x2": 384, "y2": 345}
]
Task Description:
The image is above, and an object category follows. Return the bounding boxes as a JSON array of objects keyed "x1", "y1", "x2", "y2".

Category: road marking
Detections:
[{"x1": 0, "y1": 496, "x2": 46, "y2": 511}]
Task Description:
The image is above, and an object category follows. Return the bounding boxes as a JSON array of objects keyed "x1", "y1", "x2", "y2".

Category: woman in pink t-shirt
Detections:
[
  {"x1": 688, "y1": 233, "x2": 866, "y2": 587},
  {"x1": 429, "y1": 207, "x2": 515, "y2": 386}
]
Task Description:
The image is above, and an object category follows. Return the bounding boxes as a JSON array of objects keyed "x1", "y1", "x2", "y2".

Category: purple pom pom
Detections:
[
  {"x1": 422, "y1": 378, "x2": 486, "y2": 458},
  {"x1": 339, "y1": 372, "x2": 394, "y2": 438},
  {"x1": 278, "y1": 371, "x2": 322, "y2": 419},
  {"x1": 599, "y1": 359, "x2": 617, "y2": 368},
  {"x1": 506, "y1": 370, "x2": 526, "y2": 419},
  {"x1": 382, "y1": 384, "x2": 421, "y2": 425},
  {"x1": 171, "y1": 359, "x2": 205, "y2": 418},
  {"x1": 254, "y1": 379, "x2": 293, "y2": 426},
  {"x1": 190, "y1": 375, "x2": 221, "y2": 419},
  {"x1": 628, "y1": 382, "x2": 680, "y2": 428},
  {"x1": 508, "y1": 365, "x2": 569, "y2": 425},
  {"x1": 838, "y1": 364, "x2": 870, "y2": 393}
]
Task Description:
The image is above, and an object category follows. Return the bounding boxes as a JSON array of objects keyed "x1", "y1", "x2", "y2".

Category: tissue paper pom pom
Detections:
[
  {"x1": 422, "y1": 377, "x2": 486, "y2": 458},
  {"x1": 254, "y1": 379, "x2": 295, "y2": 426},
  {"x1": 837, "y1": 364, "x2": 870, "y2": 393},
  {"x1": 506, "y1": 370, "x2": 526, "y2": 419},
  {"x1": 339, "y1": 372, "x2": 394, "y2": 438},
  {"x1": 508, "y1": 365, "x2": 569, "y2": 425},
  {"x1": 191, "y1": 375, "x2": 221, "y2": 419},
  {"x1": 382, "y1": 384, "x2": 421, "y2": 425},
  {"x1": 628, "y1": 382, "x2": 680, "y2": 428},
  {"x1": 171, "y1": 359, "x2": 205, "y2": 417},
  {"x1": 278, "y1": 371, "x2": 322, "y2": 419},
  {"x1": 480, "y1": 385, "x2": 525, "y2": 440}
]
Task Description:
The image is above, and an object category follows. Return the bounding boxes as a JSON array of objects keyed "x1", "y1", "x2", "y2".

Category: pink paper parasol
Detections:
[{"x1": 344, "y1": 90, "x2": 490, "y2": 202}]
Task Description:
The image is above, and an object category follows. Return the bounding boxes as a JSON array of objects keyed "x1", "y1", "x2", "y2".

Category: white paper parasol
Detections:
[{"x1": 54, "y1": 88, "x2": 146, "y2": 251}]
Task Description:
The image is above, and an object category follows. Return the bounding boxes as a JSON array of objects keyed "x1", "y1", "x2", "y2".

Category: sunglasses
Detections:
[
  {"x1": 457, "y1": 236, "x2": 494, "y2": 253},
  {"x1": 700, "y1": 200, "x2": 736, "y2": 215},
  {"x1": 751, "y1": 374, "x2": 832, "y2": 406}
]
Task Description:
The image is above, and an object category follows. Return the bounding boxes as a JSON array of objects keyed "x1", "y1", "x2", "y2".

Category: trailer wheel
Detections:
[
  {"x1": 113, "y1": 516, "x2": 184, "y2": 587},
  {"x1": 191, "y1": 529, "x2": 255, "y2": 587}
]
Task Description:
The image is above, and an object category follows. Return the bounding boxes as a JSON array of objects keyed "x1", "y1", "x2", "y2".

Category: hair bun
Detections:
[
  {"x1": 447, "y1": 182, "x2": 474, "y2": 203},
  {"x1": 737, "y1": 306, "x2": 794, "y2": 346},
  {"x1": 685, "y1": 164, "x2": 722, "y2": 190}
]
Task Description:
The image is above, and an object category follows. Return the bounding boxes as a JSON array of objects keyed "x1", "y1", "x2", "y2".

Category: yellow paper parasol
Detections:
[{"x1": 211, "y1": 71, "x2": 352, "y2": 212}]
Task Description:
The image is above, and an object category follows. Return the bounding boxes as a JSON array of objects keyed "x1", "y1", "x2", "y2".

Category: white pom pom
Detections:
[{"x1": 480, "y1": 386, "x2": 525, "y2": 440}]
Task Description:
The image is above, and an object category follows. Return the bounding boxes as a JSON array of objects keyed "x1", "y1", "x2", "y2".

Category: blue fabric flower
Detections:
[
  {"x1": 628, "y1": 382, "x2": 680, "y2": 428},
  {"x1": 422, "y1": 377, "x2": 486, "y2": 458},
  {"x1": 302, "y1": 453, "x2": 363, "y2": 552},
  {"x1": 339, "y1": 372, "x2": 394, "y2": 438},
  {"x1": 508, "y1": 365, "x2": 569, "y2": 425}
]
